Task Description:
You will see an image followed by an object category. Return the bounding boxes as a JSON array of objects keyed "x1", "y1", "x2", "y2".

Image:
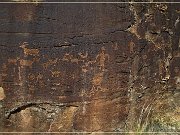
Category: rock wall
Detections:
[{"x1": 0, "y1": 0, "x2": 179, "y2": 133}]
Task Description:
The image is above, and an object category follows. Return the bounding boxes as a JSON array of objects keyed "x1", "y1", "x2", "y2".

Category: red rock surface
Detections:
[{"x1": 0, "y1": 0, "x2": 179, "y2": 133}]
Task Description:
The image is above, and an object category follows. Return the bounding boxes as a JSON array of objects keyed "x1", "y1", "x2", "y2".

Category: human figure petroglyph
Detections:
[
  {"x1": 174, "y1": 67, "x2": 180, "y2": 89},
  {"x1": 62, "y1": 53, "x2": 72, "y2": 62},
  {"x1": 36, "y1": 73, "x2": 43, "y2": 81},
  {"x1": 71, "y1": 52, "x2": 89, "y2": 64},
  {"x1": 112, "y1": 43, "x2": 118, "y2": 50},
  {"x1": 129, "y1": 41, "x2": 135, "y2": 53},
  {"x1": 163, "y1": 53, "x2": 172, "y2": 81},
  {"x1": 27, "y1": 73, "x2": 44, "y2": 88},
  {"x1": 62, "y1": 53, "x2": 79, "y2": 64},
  {"x1": 158, "y1": 59, "x2": 165, "y2": 80},
  {"x1": 81, "y1": 60, "x2": 95, "y2": 73},
  {"x1": 91, "y1": 72, "x2": 104, "y2": 92},
  {"x1": 131, "y1": 55, "x2": 139, "y2": 80},
  {"x1": 96, "y1": 47, "x2": 109, "y2": 71},
  {"x1": 51, "y1": 70, "x2": 61, "y2": 78},
  {"x1": 78, "y1": 51, "x2": 88, "y2": 60},
  {"x1": 158, "y1": 53, "x2": 172, "y2": 81}
]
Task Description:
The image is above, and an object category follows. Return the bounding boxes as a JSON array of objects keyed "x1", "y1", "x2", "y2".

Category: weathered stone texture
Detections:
[{"x1": 0, "y1": 1, "x2": 179, "y2": 133}]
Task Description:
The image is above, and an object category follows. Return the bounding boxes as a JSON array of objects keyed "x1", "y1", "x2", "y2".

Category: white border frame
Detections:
[
  {"x1": 0, "y1": 1, "x2": 179, "y2": 3},
  {"x1": 0, "y1": 132, "x2": 179, "y2": 134}
]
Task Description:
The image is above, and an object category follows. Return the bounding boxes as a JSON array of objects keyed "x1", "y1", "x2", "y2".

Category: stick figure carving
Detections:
[
  {"x1": 95, "y1": 47, "x2": 109, "y2": 71},
  {"x1": 91, "y1": 72, "x2": 104, "y2": 92}
]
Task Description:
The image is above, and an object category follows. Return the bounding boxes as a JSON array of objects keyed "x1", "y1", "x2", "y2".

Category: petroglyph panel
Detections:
[{"x1": 0, "y1": 1, "x2": 179, "y2": 133}]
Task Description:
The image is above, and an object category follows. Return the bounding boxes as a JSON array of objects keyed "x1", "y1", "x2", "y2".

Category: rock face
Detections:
[{"x1": 0, "y1": 1, "x2": 179, "y2": 133}]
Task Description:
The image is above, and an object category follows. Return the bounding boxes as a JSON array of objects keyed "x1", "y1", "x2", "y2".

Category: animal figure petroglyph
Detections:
[
  {"x1": 71, "y1": 58, "x2": 79, "y2": 64},
  {"x1": 20, "y1": 42, "x2": 39, "y2": 57},
  {"x1": 42, "y1": 58, "x2": 58, "y2": 69},
  {"x1": 63, "y1": 52, "x2": 88, "y2": 64},
  {"x1": 19, "y1": 58, "x2": 37, "y2": 68}
]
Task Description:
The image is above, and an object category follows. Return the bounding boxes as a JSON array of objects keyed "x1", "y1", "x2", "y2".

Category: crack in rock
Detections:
[{"x1": 5, "y1": 102, "x2": 78, "y2": 119}]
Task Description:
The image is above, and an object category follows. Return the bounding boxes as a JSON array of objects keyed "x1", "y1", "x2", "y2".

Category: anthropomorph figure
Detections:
[{"x1": 96, "y1": 47, "x2": 109, "y2": 71}]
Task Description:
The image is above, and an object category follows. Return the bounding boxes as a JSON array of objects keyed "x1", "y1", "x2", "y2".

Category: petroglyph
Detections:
[
  {"x1": 28, "y1": 74, "x2": 36, "y2": 81},
  {"x1": 62, "y1": 53, "x2": 73, "y2": 62},
  {"x1": 7, "y1": 58, "x2": 19, "y2": 65},
  {"x1": 91, "y1": 72, "x2": 104, "y2": 92},
  {"x1": 163, "y1": 53, "x2": 172, "y2": 81},
  {"x1": 82, "y1": 63, "x2": 89, "y2": 73},
  {"x1": 129, "y1": 41, "x2": 135, "y2": 54},
  {"x1": 158, "y1": 53, "x2": 172, "y2": 81},
  {"x1": 62, "y1": 52, "x2": 88, "y2": 64},
  {"x1": 2, "y1": 63, "x2": 7, "y2": 71},
  {"x1": 20, "y1": 42, "x2": 39, "y2": 57},
  {"x1": 112, "y1": 43, "x2": 118, "y2": 50},
  {"x1": 128, "y1": 4, "x2": 141, "y2": 39},
  {"x1": 51, "y1": 71, "x2": 61, "y2": 78},
  {"x1": 28, "y1": 73, "x2": 43, "y2": 83},
  {"x1": 78, "y1": 52, "x2": 88, "y2": 59},
  {"x1": 175, "y1": 75, "x2": 180, "y2": 89},
  {"x1": 175, "y1": 17, "x2": 180, "y2": 28},
  {"x1": 96, "y1": 47, "x2": 110, "y2": 71},
  {"x1": 42, "y1": 58, "x2": 58, "y2": 70},
  {"x1": 19, "y1": 58, "x2": 37, "y2": 68},
  {"x1": 71, "y1": 58, "x2": 79, "y2": 64},
  {"x1": 0, "y1": 3, "x2": 179, "y2": 133},
  {"x1": 81, "y1": 61, "x2": 95, "y2": 73}
]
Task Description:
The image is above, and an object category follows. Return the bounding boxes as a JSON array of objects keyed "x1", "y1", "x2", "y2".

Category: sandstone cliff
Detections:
[{"x1": 0, "y1": 0, "x2": 179, "y2": 133}]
